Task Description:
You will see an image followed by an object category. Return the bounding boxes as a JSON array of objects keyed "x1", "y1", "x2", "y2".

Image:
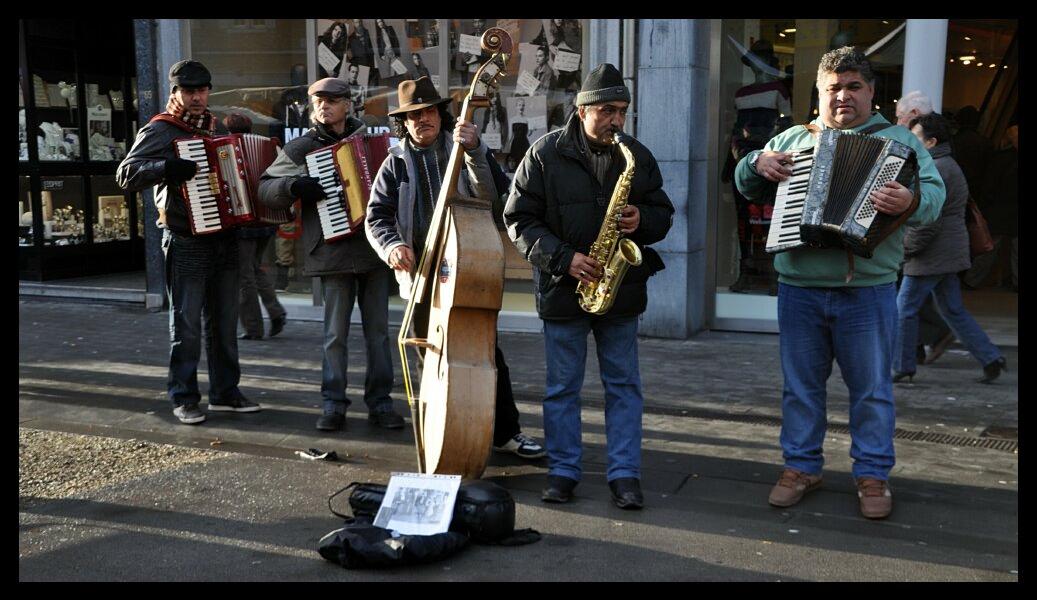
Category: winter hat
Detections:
[{"x1": 576, "y1": 63, "x2": 630, "y2": 106}]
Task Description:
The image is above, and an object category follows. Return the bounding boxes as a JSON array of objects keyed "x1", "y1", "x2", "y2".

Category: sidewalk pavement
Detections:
[{"x1": 19, "y1": 299, "x2": 1018, "y2": 581}]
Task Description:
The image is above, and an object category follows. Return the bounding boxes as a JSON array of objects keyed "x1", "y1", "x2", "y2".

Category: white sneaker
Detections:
[
  {"x1": 493, "y1": 433, "x2": 545, "y2": 459},
  {"x1": 173, "y1": 405, "x2": 206, "y2": 425}
]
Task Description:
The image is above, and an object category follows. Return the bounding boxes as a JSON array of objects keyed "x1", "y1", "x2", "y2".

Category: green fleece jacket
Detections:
[{"x1": 735, "y1": 113, "x2": 945, "y2": 287}]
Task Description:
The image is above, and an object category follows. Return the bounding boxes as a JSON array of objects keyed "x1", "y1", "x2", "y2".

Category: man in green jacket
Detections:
[{"x1": 735, "y1": 47, "x2": 945, "y2": 520}]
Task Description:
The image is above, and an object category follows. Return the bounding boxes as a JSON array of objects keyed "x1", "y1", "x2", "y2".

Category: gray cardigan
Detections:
[
  {"x1": 365, "y1": 132, "x2": 496, "y2": 298},
  {"x1": 902, "y1": 143, "x2": 971, "y2": 276}
]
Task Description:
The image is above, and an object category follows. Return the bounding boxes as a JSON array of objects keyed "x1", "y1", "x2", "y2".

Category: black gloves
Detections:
[
  {"x1": 164, "y1": 158, "x2": 198, "y2": 183},
  {"x1": 291, "y1": 176, "x2": 327, "y2": 202}
]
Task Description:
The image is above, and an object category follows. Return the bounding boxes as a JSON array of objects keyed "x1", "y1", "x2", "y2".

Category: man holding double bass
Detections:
[{"x1": 366, "y1": 75, "x2": 545, "y2": 465}]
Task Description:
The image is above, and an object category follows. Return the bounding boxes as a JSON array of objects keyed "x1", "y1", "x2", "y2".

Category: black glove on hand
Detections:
[
  {"x1": 291, "y1": 176, "x2": 327, "y2": 202},
  {"x1": 164, "y1": 158, "x2": 198, "y2": 183}
]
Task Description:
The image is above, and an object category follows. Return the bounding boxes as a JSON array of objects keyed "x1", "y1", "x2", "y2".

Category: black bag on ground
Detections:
[
  {"x1": 318, "y1": 514, "x2": 469, "y2": 569},
  {"x1": 330, "y1": 480, "x2": 541, "y2": 546}
]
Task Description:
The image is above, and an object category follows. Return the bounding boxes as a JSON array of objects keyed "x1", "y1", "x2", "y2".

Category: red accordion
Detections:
[
  {"x1": 304, "y1": 132, "x2": 391, "y2": 242},
  {"x1": 173, "y1": 133, "x2": 292, "y2": 235}
]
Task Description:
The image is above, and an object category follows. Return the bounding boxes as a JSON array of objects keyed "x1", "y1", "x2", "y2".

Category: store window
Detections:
[
  {"x1": 19, "y1": 19, "x2": 142, "y2": 281},
  {"x1": 83, "y1": 73, "x2": 129, "y2": 162},
  {"x1": 19, "y1": 74, "x2": 28, "y2": 161},
  {"x1": 314, "y1": 19, "x2": 587, "y2": 311},
  {"x1": 713, "y1": 19, "x2": 904, "y2": 330},
  {"x1": 188, "y1": 19, "x2": 310, "y2": 292},
  {"x1": 40, "y1": 176, "x2": 86, "y2": 246},
  {"x1": 91, "y1": 175, "x2": 131, "y2": 242},
  {"x1": 19, "y1": 176, "x2": 33, "y2": 246},
  {"x1": 31, "y1": 50, "x2": 81, "y2": 162}
]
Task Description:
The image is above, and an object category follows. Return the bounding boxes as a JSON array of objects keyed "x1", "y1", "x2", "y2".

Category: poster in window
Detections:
[
  {"x1": 372, "y1": 19, "x2": 408, "y2": 87},
  {"x1": 88, "y1": 105, "x2": 116, "y2": 161},
  {"x1": 316, "y1": 20, "x2": 349, "y2": 79}
]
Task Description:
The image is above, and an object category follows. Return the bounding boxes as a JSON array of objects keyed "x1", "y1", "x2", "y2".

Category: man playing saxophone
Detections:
[{"x1": 504, "y1": 64, "x2": 673, "y2": 509}]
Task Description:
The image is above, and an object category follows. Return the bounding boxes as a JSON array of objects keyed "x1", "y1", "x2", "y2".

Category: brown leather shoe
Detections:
[
  {"x1": 768, "y1": 468, "x2": 823, "y2": 507},
  {"x1": 857, "y1": 478, "x2": 893, "y2": 519}
]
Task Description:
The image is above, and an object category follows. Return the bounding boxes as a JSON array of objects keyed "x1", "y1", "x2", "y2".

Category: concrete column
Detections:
[
  {"x1": 133, "y1": 19, "x2": 166, "y2": 311},
  {"x1": 136, "y1": 19, "x2": 185, "y2": 310},
  {"x1": 635, "y1": 19, "x2": 711, "y2": 338},
  {"x1": 588, "y1": 19, "x2": 621, "y2": 72},
  {"x1": 903, "y1": 19, "x2": 948, "y2": 112}
]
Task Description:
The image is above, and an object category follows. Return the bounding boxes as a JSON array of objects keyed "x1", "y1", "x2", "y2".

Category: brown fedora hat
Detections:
[{"x1": 388, "y1": 76, "x2": 451, "y2": 116}]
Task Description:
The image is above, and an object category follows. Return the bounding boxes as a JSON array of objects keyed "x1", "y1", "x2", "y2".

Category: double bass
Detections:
[{"x1": 398, "y1": 29, "x2": 512, "y2": 479}]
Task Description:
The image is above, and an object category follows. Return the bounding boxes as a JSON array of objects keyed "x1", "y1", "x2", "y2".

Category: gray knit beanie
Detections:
[{"x1": 576, "y1": 63, "x2": 630, "y2": 106}]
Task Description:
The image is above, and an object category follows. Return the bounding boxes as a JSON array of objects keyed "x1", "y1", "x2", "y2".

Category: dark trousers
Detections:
[
  {"x1": 238, "y1": 235, "x2": 286, "y2": 337},
  {"x1": 412, "y1": 302, "x2": 521, "y2": 446},
  {"x1": 162, "y1": 230, "x2": 242, "y2": 408}
]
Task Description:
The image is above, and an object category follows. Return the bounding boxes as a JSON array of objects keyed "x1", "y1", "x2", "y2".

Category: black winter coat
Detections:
[
  {"x1": 257, "y1": 118, "x2": 385, "y2": 276},
  {"x1": 116, "y1": 117, "x2": 228, "y2": 236},
  {"x1": 504, "y1": 114, "x2": 674, "y2": 320}
]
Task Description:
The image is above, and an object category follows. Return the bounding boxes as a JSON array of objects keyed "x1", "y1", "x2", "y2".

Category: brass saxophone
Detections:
[{"x1": 577, "y1": 131, "x2": 643, "y2": 315}]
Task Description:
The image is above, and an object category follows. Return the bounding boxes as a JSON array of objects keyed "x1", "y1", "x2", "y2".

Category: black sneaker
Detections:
[
  {"x1": 209, "y1": 394, "x2": 261, "y2": 413},
  {"x1": 173, "y1": 404, "x2": 206, "y2": 425},
  {"x1": 368, "y1": 409, "x2": 405, "y2": 429},
  {"x1": 493, "y1": 432, "x2": 546, "y2": 459}
]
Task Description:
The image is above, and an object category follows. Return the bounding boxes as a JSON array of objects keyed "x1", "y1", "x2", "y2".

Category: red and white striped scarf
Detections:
[{"x1": 165, "y1": 92, "x2": 216, "y2": 135}]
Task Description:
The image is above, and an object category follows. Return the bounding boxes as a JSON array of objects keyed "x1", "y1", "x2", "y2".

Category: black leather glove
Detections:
[
  {"x1": 164, "y1": 158, "x2": 198, "y2": 183},
  {"x1": 291, "y1": 176, "x2": 327, "y2": 202}
]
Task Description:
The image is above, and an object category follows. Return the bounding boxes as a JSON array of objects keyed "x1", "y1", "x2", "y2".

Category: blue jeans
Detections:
[
  {"x1": 320, "y1": 268, "x2": 394, "y2": 416},
  {"x1": 894, "y1": 273, "x2": 1001, "y2": 374},
  {"x1": 777, "y1": 283, "x2": 897, "y2": 481},
  {"x1": 542, "y1": 315, "x2": 643, "y2": 483},
  {"x1": 163, "y1": 230, "x2": 242, "y2": 408}
]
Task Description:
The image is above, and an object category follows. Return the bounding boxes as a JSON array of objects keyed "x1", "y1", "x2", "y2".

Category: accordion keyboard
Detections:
[
  {"x1": 765, "y1": 151, "x2": 814, "y2": 253},
  {"x1": 305, "y1": 150, "x2": 352, "y2": 240},
  {"x1": 175, "y1": 139, "x2": 223, "y2": 234}
]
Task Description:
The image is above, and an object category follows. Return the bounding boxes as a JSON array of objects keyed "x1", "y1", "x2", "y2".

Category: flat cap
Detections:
[
  {"x1": 308, "y1": 77, "x2": 352, "y2": 98},
  {"x1": 168, "y1": 60, "x2": 212, "y2": 89}
]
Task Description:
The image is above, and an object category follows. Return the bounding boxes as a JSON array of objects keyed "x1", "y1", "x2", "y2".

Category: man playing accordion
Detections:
[
  {"x1": 735, "y1": 47, "x2": 945, "y2": 519},
  {"x1": 258, "y1": 77, "x2": 405, "y2": 433},
  {"x1": 117, "y1": 60, "x2": 261, "y2": 425}
]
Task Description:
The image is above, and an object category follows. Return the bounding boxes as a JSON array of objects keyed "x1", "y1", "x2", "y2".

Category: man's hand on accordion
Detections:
[
  {"x1": 869, "y1": 181, "x2": 914, "y2": 216},
  {"x1": 754, "y1": 151, "x2": 795, "y2": 182},
  {"x1": 290, "y1": 176, "x2": 328, "y2": 203},
  {"x1": 164, "y1": 158, "x2": 198, "y2": 184}
]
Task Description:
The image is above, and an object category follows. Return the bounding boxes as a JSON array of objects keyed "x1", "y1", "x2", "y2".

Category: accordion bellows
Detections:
[
  {"x1": 173, "y1": 133, "x2": 290, "y2": 235},
  {"x1": 767, "y1": 128, "x2": 918, "y2": 259}
]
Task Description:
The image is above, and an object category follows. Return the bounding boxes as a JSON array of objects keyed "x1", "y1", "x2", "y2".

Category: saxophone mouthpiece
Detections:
[{"x1": 612, "y1": 130, "x2": 631, "y2": 145}]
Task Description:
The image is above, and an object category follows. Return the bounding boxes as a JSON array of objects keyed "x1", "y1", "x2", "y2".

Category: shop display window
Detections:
[
  {"x1": 39, "y1": 176, "x2": 86, "y2": 246},
  {"x1": 91, "y1": 176, "x2": 130, "y2": 242},
  {"x1": 19, "y1": 176, "x2": 33, "y2": 246},
  {"x1": 84, "y1": 74, "x2": 129, "y2": 162}
]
